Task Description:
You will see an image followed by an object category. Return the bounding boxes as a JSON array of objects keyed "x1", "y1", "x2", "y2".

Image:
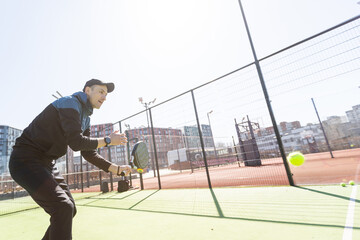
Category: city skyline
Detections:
[
  {"x1": 1, "y1": 101, "x2": 359, "y2": 175},
  {"x1": 1, "y1": 101, "x2": 359, "y2": 140}
]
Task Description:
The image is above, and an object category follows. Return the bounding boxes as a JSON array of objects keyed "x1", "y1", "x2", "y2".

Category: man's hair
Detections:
[{"x1": 83, "y1": 85, "x2": 97, "y2": 92}]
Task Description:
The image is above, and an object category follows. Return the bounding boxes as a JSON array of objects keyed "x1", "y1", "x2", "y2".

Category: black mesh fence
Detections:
[{"x1": 1, "y1": 15, "x2": 359, "y2": 200}]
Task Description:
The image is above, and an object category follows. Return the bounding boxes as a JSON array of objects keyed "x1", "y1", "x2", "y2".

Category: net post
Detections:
[
  {"x1": 65, "y1": 148, "x2": 69, "y2": 185},
  {"x1": 86, "y1": 162, "x2": 90, "y2": 188},
  {"x1": 80, "y1": 155, "x2": 84, "y2": 192},
  {"x1": 97, "y1": 148, "x2": 102, "y2": 191},
  {"x1": 140, "y1": 173, "x2": 144, "y2": 190},
  {"x1": 108, "y1": 145, "x2": 114, "y2": 191}
]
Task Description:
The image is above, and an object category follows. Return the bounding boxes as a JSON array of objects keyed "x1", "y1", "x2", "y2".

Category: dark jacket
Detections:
[{"x1": 14, "y1": 92, "x2": 111, "y2": 171}]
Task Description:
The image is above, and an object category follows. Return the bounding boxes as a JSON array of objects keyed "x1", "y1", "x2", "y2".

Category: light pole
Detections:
[
  {"x1": 207, "y1": 110, "x2": 217, "y2": 159},
  {"x1": 139, "y1": 97, "x2": 157, "y2": 177}
]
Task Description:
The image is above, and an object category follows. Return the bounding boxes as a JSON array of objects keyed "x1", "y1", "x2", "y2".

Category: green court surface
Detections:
[{"x1": 0, "y1": 185, "x2": 359, "y2": 240}]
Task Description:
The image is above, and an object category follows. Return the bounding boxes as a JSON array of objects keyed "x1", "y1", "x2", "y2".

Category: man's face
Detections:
[{"x1": 85, "y1": 85, "x2": 108, "y2": 109}]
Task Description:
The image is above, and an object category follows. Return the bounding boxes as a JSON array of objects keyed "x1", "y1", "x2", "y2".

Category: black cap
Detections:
[{"x1": 83, "y1": 79, "x2": 115, "y2": 93}]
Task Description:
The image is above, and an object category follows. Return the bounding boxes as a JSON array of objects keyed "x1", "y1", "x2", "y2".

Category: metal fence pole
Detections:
[
  {"x1": 108, "y1": 145, "x2": 114, "y2": 191},
  {"x1": 65, "y1": 149, "x2": 69, "y2": 185},
  {"x1": 80, "y1": 156, "x2": 84, "y2": 192},
  {"x1": 12, "y1": 181, "x2": 15, "y2": 200},
  {"x1": 148, "y1": 108, "x2": 162, "y2": 189},
  {"x1": 97, "y1": 148, "x2": 102, "y2": 191},
  {"x1": 237, "y1": 0, "x2": 294, "y2": 186},
  {"x1": 311, "y1": 98, "x2": 334, "y2": 158},
  {"x1": 75, "y1": 164, "x2": 78, "y2": 190},
  {"x1": 191, "y1": 90, "x2": 212, "y2": 189},
  {"x1": 86, "y1": 161, "x2": 89, "y2": 188},
  {"x1": 146, "y1": 107, "x2": 157, "y2": 177},
  {"x1": 232, "y1": 136, "x2": 241, "y2": 167}
]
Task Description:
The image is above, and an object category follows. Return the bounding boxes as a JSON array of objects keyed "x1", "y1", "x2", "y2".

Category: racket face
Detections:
[{"x1": 131, "y1": 141, "x2": 149, "y2": 169}]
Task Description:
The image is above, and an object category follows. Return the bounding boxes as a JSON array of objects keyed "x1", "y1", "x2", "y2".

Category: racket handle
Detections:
[{"x1": 129, "y1": 161, "x2": 135, "y2": 169}]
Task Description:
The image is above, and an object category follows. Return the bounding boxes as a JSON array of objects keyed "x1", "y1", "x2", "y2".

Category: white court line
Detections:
[
  {"x1": 342, "y1": 185, "x2": 358, "y2": 240},
  {"x1": 342, "y1": 161, "x2": 360, "y2": 240}
]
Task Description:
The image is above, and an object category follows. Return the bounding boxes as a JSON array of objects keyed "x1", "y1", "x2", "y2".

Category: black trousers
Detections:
[{"x1": 9, "y1": 149, "x2": 76, "y2": 240}]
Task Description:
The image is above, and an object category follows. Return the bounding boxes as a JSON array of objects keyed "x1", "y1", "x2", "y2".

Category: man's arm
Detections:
[
  {"x1": 81, "y1": 129, "x2": 130, "y2": 175},
  {"x1": 58, "y1": 109, "x2": 126, "y2": 151}
]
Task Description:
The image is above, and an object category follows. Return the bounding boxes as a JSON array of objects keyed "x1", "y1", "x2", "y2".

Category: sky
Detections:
[{"x1": 0, "y1": 0, "x2": 360, "y2": 131}]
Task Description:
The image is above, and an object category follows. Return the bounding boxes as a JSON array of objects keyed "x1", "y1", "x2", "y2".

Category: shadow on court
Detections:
[
  {"x1": 295, "y1": 186, "x2": 359, "y2": 203},
  {"x1": 76, "y1": 187, "x2": 360, "y2": 230}
]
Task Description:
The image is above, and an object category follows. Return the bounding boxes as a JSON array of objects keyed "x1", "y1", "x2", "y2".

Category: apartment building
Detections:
[
  {"x1": 126, "y1": 126, "x2": 184, "y2": 168},
  {"x1": 0, "y1": 125, "x2": 22, "y2": 175}
]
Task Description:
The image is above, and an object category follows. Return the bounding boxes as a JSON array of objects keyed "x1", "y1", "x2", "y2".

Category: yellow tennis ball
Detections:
[
  {"x1": 287, "y1": 152, "x2": 305, "y2": 166},
  {"x1": 341, "y1": 182, "x2": 346, "y2": 187},
  {"x1": 349, "y1": 180, "x2": 355, "y2": 186},
  {"x1": 137, "y1": 169, "x2": 144, "y2": 173}
]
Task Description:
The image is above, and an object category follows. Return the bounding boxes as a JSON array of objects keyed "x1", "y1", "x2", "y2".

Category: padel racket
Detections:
[
  {"x1": 130, "y1": 141, "x2": 149, "y2": 190},
  {"x1": 131, "y1": 141, "x2": 149, "y2": 172}
]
